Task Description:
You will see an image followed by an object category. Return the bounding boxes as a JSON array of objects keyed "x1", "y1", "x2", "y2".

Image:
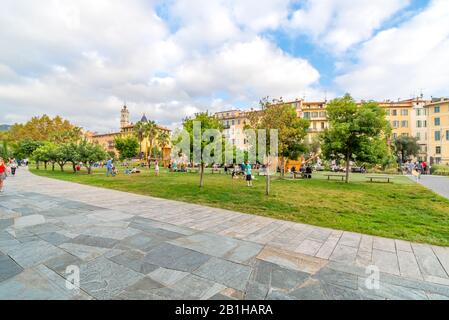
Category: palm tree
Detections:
[
  {"x1": 157, "y1": 131, "x2": 170, "y2": 162},
  {"x1": 134, "y1": 121, "x2": 146, "y2": 158},
  {"x1": 144, "y1": 120, "x2": 158, "y2": 165}
]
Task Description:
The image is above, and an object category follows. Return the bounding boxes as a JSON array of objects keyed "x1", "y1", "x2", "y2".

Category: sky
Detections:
[{"x1": 1, "y1": 0, "x2": 448, "y2": 132}]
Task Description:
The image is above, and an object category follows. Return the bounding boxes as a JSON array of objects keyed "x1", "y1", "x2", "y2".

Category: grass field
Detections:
[{"x1": 30, "y1": 167, "x2": 449, "y2": 246}]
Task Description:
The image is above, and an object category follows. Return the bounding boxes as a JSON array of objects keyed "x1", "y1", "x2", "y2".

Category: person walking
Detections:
[
  {"x1": 154, "y1": 160, "x2": 160, "y2": 176},
  {"x1": 244, "y1": 161, "x2": 253, "y2": 187},
  {"x1": 106, "y1": 158, "x2": 114, "y2": 177},
  {"x1": 0, "y1": 158, "x2": 6, "y2": 193},
  {"x1": 10, "y1": 158, "x2": 17, "y2": 176}
]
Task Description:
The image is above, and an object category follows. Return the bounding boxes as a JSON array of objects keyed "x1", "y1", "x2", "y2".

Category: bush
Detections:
[{"x1": 431, "y1": 164, "x2": 449, "y2": 176}]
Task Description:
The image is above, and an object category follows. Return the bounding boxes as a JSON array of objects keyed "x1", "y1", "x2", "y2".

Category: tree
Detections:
[
  {"x1": 114, "y1": 136, "x2": 139, "y2": 160},
  {"x1": 8, "y1": 115, "x2": 81, "y2": 144},
  {"x1": 54, "y1": 143, "x2": 79, "y2": 172},
  {"x1": 144, "y1": 120, "x2": 158, "y2": 163},
  {"x1": 77, "y1": 140, "x2": 108, "y2": 174},
  {"x1": 13, "y1": 139, "x2": 44, "y2": 159},
  {"x1": 321, "y1": 94, "x2": 390, "y2": 183},
  {"x1": 248, "y1": 99, "x2": 310, "y2": 178},
  {"x1": 134, "y1": 121, "x2": 146, "y2": 158},
  {"x1": 394, "y1": 136, "x2": 420, "y2": 165},
  {"x1": 32, "y1": 143, "x2": 57, "y2": 170},
  {"x1": 0, "y1": 141, "x2": 11, "y2": 159},
  {"x1": 157, "y1": 131, "x2": 170, "y2": 161},
  {"x1": 181, "y1": 112, "x2": 223, "y2": 188}
]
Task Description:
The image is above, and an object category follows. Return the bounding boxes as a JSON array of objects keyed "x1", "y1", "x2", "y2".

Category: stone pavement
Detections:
[{"x1": 0, "y1": 168, "x2": 449, "y2": 300}]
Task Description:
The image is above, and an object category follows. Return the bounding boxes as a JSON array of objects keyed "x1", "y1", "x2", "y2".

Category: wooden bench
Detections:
[
  {"x1": 366, "y1": 176, "x2": 393, "y2": 183},
  {"x1": 292, "y1": 172, "x2": 312, "y2": 179},
  {"x1": 324, "y1": 174, "x2": 345, "y2": 181}
]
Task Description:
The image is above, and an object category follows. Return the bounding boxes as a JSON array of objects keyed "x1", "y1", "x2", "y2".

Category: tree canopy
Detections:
[
  {"x1": 114, "y1": 136, "x2": 139, "y2": 160},
  {"x1": 321, "y1": 94, "x2": 391, "y2": 183}
]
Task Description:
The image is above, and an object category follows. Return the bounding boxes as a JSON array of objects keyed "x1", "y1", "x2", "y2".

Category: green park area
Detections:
[{"x1": 30, "y1": 166, "x2": 449, "y2": 246}]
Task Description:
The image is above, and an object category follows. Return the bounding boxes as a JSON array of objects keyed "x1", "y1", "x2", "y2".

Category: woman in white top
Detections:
[{"x1": 154, "y1": 160, "x2": 160, "y2": 176}]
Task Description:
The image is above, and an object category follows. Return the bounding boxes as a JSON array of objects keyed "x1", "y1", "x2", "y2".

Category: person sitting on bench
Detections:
[{"x1": 304, "y1": 165, "x2": 313, "y2": 179}]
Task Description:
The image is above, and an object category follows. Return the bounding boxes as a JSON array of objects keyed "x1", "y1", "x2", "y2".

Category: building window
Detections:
[
  {"x1": 436, "y1": 146, "x2": 442, "y2": 154},
  {"x1": 401, "y1": 121, "x2": 408, "y2": 128},
  {"x1": 393, "y1": 133, "x2": 398, "y2": 139},
  {"x1": 435, "y1": 131, "x2": 441, "y2": 141},
  {"x1": 416, "y1": 132, "x2": 421, "y2": 140},
  {"x1": 321, "y1": 122, "x2": 325, "y2": 129},
  {"x1": 238, "y1": 119, "x2": 241, "y2": 125},
  {"x1": 435, "y1": 118, "x2": 441, "y2": 126},
  {"x1": 392, "y1": 110, "x2": 397, "y2": 116},
  {"x1": 312, "y1": 112, "x2": 319, "y2": 118},
  {"x1": 392, "y1": 121, "x2": 399, "y2": 128},
  {"x1": 401, "y1": 109, "x2": 408, "y2": 116},
  {"x1": 303, "y1": 112, "x2": 310, "y2": 119},
  {"x1": 424, "y1": 120, "x2": 427, "y2": 128},
  {"x1": 446, "y1": 130, "x2": 449, "y2": 141},
  {"x1": 417, "y1": 120, "x2": 422, "y2": 128},
  {"x1": 434, "y1": 106, "x2": 440, "y2": 113}
]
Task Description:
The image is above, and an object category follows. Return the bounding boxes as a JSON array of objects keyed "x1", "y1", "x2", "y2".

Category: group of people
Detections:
[
  {"x1": 0, "y1": 157, "x2": 20, "y2": 193},
  {"x1": 405, "y1": 160, "x2": 428, "y2": 181},
  {"x1": 105, "y1": 158, "x2": 160, "y2": 177}
]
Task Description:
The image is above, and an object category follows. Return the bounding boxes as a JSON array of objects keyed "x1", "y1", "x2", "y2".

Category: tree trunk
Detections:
[
  {"x1": 199, "y1": 163, "x2": 205, "y2": 188},
  {"x1": 59, "y1": 163, "x2": 64, "y2": 171},
  {"x1": 87, "y1": 165, "x2": 92, "y2": 175},
  {"x1": 280, "y1": 157, "x2": 285, "y2": 178},
  {"x1": 72, "y1": 163, "x2": 76, "y2": 173},
  {"x1": 265, "y1": 167, "x2": 270, "y2": 196},
  {"x1": 345, "y1": 152, "x2": 350, "y2": 184},
  {"x1": 44, "y1": 161, "x2": 48, "y2": 170},
  {"x1": 36, "y1": 161, "x2": 40, "y2": 170},
  {"x1": 52, "y1": 162, "x2": 55, "y2": 171}
]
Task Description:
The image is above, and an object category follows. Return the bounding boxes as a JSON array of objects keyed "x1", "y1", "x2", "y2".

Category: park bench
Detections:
[
  {"x1": 324, "y1": 174, "x2": 346, "y2": 181},
  {"x1": 292, "y1": 172, "x2": 312, "y2": 179},
  {"x1": 366, "y1": 176, "x2": 394, "y2": 183}
]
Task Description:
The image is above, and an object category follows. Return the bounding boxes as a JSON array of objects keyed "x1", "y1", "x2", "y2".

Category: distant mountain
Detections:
[{"x1": 0, "y1": 124, "x2": 11, "y2": 132}]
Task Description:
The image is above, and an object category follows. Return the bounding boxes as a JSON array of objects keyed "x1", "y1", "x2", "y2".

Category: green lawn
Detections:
[{"x1": 30, "y1": 167, "x2": 449, "y2": 246}]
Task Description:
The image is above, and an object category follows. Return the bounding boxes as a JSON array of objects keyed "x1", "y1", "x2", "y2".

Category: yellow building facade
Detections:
[{"x1": 426, "y1": 99, "x2": 449, "y2": 165}]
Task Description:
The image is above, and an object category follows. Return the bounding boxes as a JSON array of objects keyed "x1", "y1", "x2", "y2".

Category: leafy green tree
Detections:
[
  {"x1": 248, "y1": 99, "x2": 310, "y2": 178},
  {"x1": 0, "y1": 141, "x2": 11, "y2": 159},
  {"x1": 114, "y1": 136, "x2": 139, "y2": 160},
  {"x1": 54, "y1": 143, "x2": 79, "y2": 172},
  {"x1": 77, "y1": 140, "x2": 108, "y2": 174},
  {"x1": 14, "y1": 139, "x2": 44, "y2": 159},
  {"x1": 321, "y1": 94, "x2": 390, "y2": 183},
  {"x1": 181, "y1": 112, "x2": 223, "y2": 187},
  {"x1": 32, "y1": 143, "x2": 57, "y2": 170},
  {"x1": 144, "y1": 120, "x2": 158, "y2": 163},
  {"x1": 394, "y1": 136, "x2": 420, "y2": 165}
]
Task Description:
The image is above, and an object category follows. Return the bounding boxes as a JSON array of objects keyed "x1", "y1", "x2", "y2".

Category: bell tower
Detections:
[{"x1": 120, "y1": 104, "x2": 130, "y2": 129}]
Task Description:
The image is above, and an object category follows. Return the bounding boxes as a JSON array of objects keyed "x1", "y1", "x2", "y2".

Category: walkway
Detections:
[
  {"x1": 0, "y1": 168, "x2": 449, "y2": 300},
  {"x1": 412, "y1": 175, "x2": 449, "y2": 200}
]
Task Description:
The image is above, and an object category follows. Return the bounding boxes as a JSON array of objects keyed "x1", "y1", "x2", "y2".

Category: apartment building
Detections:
[
  {"x1": 215, "y1": 110, "x2": 249, "y2": 150},
  {"x1": 425, "y1": 98, "x2": 449, "y2": 165}
]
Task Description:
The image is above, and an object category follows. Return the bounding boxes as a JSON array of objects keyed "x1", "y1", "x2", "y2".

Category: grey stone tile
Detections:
[
  {"x1": 315, "y1": 267, "x2": 358, "y2": 290},
  {"x1": 0, "y1": 219, "x2": 14, "y2": 230},
  {"x1": 12, "y1": 214, "x2": 46, "y2": 229},
  {"x1": 115, "y1": 233, "x2": 164, "y2": 252},
  {"x1": 357, "y1": 278, "x2": 428, "y2": 300},
  {"x1": 0, "y1": 265, "x2": 91, "y2": 300},
  {"x1": 373, "y1": 237, "x2": 396, "y2": 253},
  {"x1": 194, "y1": 257, "x2": 252, "y2": 291},
  {"x1": 432, "y1": 246, "x2": 449, "y2": 276},
  {"x1": 372, "y1": 249, "x2": 400, "y2": 276},
  {"x1": 79, "y1": 257, "x2": 144, "y2": 300},
  {"x1": 38, "y1": 232, "x2": 71, "y2": 246},
  {"x1": 270, "y1": 267, "x2": 310, "y2": 290},
  {"x1": 323, "y1": 283, "x2": 378, "y2": 300},
  {"x1": 265, "y1": 290, "x2": 295, "y2": 300},
  {"x1": 169, "y1": 232, "x2": 238, "y2": 257},
  {"x1": 70, "y1": 235, "x2": 118, "y2": 249},
  {"x1": 129, "y1": 221, "x2": 184, "y2": 240},
  {"x1": 114, "y1": 277, "x2": 165, "y2": 300},
  {"x1": 59, "y1": 243, "x2": 110, "y2": 261},
  {"x1": 130, "y1": 217, "x2": 196, "y2": 236},
  {"x1": 44, "y1": 253, "x2": 84, "y2": 276},
  {"x1": 7, "y1": 240, "x2": 66, "y2": 268},
  {"x1": 78, "y1": 226, "x2": 140, "y2": 241},
  {"x1": 412, "y1": 244, "x2": 447, "y2": 278},
  {"x1": 0, "y1": 255, "x2": 23, "y2": 283},
  {"x1": 295, "y1": 239, "x2": 323, "y2": 256},
  {"x1": 397, "y1": 250, "x2": 422, "y2": 280},
  {"x1": 109, "y1": 250, "x2": 158, "y2": 274},
  {"x1": 144, "y1": 243, "x2": 211, "y2": 272},
  {"x1": 245, "y1": 281, "x2": 269, "y2": 300},
  {"x1": 289, "y1": 279, "x2": 329, "y2": 300},
  {"x1": 329, "y1": 245, "x2": 358, "y2": 264},
  {"x1": 166, "y1": 274, "x2": 226, "y2": 300},
  {"x1": 338, "y1": 232, "x2": 361, "y2": 248},
  {"x1": 148, "y1": 268, "x2": 190, "y2": 286}
]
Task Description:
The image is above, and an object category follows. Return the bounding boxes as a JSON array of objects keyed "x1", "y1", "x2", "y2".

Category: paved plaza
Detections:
[{"x1": 0, "y1": 169, "x2": 449, "y2": 300}]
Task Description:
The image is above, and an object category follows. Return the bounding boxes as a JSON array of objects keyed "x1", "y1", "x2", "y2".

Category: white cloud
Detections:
[
  {"x1": 289, "y1": 0, "x2": 410, "y2": 52},
  {"x1": 336, "y1": 0, "x2": 449, "y2": 99}
]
